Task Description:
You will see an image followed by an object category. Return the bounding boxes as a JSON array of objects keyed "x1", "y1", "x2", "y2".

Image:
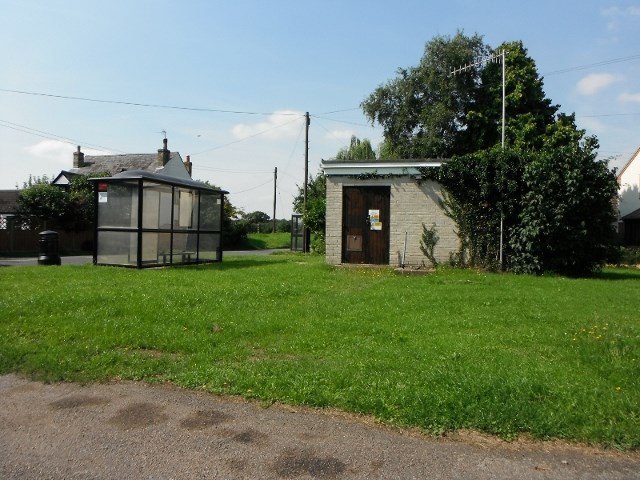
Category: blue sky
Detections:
[{"x1": 1, "y1": 0, "x2": 639, "y2": 218}]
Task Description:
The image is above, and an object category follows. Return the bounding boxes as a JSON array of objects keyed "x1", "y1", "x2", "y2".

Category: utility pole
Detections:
[
  {"x1": 303, "y1": 112, "x2": 310, "y2": 252},
  {"x1": 451, "y1": 49, "x2": 507, "y2": 268},
  {"x1": 272, "y1": 167, "x2": 277, "y2": 233}
]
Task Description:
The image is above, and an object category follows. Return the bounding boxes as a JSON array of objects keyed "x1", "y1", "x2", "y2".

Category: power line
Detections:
[
  {"x1": 190, "y1": 116, "x2": 303, "y2": 156},
  {"x1": 317, "y1": 107, "x2": 360, "y2": 115},
  {"x1": 543, "y1": 54, "x2": 640, "y2": 76},
  {"x1": 279, "y1": 118, "x2": 305, "y2": 180},
  {"x1": 0, "y1": 87, "x2": 301, "y2": 116},
  {"x1": 0, "y1": 119, "x2": 123, "y2": 153},
  {"x1": 310, "y1": 114, "x2": 370, "y2": 127},
  {"x1": 196, "y1": 166, "x2": 273, "y2": 174},
  {"x1": 578, "y1": 112, "x2": 640, "y2": 118},
  {"x1": 229, "y1": 178, "x2": 273, "y2": 195}
]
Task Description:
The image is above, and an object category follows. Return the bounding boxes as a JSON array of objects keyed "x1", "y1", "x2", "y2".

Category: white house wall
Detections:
[
  {"x1": 325, "y1": 176, "x2": 458, "y2": 267},
  {"x1": 618, "y1": 148, "x2": 640, "y2": 219}
]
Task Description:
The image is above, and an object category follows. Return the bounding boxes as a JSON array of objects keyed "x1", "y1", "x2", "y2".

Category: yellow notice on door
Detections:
[{"x1": 369, "y1": 209, "x2": 382, "y2": 231}]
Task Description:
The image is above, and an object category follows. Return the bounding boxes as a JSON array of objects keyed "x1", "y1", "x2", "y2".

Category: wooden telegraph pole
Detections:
[{"x1": 272, "y1": 167, "x2": 277, "y2": 233}]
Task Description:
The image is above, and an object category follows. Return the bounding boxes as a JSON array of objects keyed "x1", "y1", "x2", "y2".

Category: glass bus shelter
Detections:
[{"x1": 90, "y1": 170, "x2": 227, "y2": 268}]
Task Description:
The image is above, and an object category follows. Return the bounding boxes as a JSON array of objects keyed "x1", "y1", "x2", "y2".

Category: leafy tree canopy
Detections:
[
  {"x1": 242, "y1": 211, "x2": 271, "y2": 224},
  {"x1": 363, "y1": 31, "x2": 617, "y2": 275},
  {"x1": 16, "y1": 178, "x2": 71, "y2": 230},
  {"x1": 293, "y1": 173, "x2": 326, "y2": 233},
  {"x1": 421, "y1": 145, "x2": 618, "y2": 275},
  {"x1": 510, "y1": 145, "x2": 618, "y2": 275},
  {"x1": 361, "y1": 32, "x2": 566, "y2": 157},
  {"x1": 335, "y1": 136, "x2": 376, "y2": 160},
  {"x1": 16, "y1": 174, "x2": 108, "y2": 232}
]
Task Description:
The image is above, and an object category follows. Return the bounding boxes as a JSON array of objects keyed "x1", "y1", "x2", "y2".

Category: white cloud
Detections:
[
  {"x1": 576, "y1": 73, "x2": 619, "y2": 95},
  {"x1": 8, "y1": 141, "x2": 111, "y2": 184},
  {"x1": 325, "y1": 129, "x2": 354, "y2": 141},
  {"x1": 619, "y1": 92, "x2": 640, "y2": 103},
  {"x1": 24, "y1": 140, "x2": 78, "y2": 169},
  {"x1": 231, "y1": 110, "x2": 305, "y2": 140},
  {"x1": 602, "y1": 6, "x2": 640, "y2": 31},
  {"x1": 24, "y1": 140, "x2": 108, "y2": 164}
]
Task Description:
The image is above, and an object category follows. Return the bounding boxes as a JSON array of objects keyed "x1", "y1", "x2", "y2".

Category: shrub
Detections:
[{"x1": 419, "y1": 223, "x2": 439, "y2": 267}]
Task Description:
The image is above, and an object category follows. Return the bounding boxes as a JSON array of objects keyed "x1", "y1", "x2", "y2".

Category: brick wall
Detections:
[{"x1": 325, "y1": 176, "x2": 458, "y2": 267}]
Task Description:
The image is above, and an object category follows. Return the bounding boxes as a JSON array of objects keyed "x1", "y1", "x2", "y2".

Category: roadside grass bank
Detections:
[{"x1": 0, "y1": 253, "x2": 638, "y2": 449}]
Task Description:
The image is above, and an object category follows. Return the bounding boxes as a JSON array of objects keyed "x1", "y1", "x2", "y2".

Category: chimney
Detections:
[
  {"x1": 184, "y1": 155, "x2": 193, "y2": 177},
  {"x1": 73, "y1": 145, "x2": 85, "y2": 168},
  {"x1": 157, "y1": 138, "x2": 170, "y2": 166}
]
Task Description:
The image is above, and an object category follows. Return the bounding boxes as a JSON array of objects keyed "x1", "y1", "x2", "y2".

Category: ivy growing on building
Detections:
[{"x1": 420, "y1": 145, "x2": 618, "y2": 275}]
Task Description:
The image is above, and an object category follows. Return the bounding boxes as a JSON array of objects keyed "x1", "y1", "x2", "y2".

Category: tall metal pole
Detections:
[
  {"x1": 303, "y1": 112, "x2": 310, "y2": 252},
  {"x1": 501, "y1": 50, "x2": 506, "y2": 150},
  {"x1": 451, "y1": 50, "x2": 507, "y2": 268},
  {"x1": 499, "y1": 50, "x2": 506, "y2": 269},
  {"x1": 272, "y1": 167, "x2": 277, "y2": 233}
]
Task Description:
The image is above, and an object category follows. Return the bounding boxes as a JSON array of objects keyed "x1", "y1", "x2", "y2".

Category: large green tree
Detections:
[
  {"x1": 362, "y1": 33, "x2": 563, "y2": 157},
  {"x1": 366, "y1": 32, "x2": 618, "y2": 275}
]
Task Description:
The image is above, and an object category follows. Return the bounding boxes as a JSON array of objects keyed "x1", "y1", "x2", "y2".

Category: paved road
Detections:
[
  {"x1": 0, "y1": 250, "x2": 288, "y2": 267},
  {"x1": 1, "y1": 375, "x2": 638, "y2": 480}
]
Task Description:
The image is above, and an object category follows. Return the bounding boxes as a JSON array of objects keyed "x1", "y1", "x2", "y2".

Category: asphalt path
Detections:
[{"x1": 1, "y1": 374, "x2": 638, "y2": 480}]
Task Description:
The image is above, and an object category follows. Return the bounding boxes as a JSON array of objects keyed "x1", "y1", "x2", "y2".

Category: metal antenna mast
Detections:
[
  {"x1": 451, "y1": 49, "x2": 507, "y2": 267},
  {"x1": 303, "y1": 112, "x2": 310, "y2": 253}
]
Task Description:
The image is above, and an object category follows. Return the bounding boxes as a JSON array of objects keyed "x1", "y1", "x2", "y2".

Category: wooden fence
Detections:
[{"x1": 0, "y1": 217, "x2": 92, "y2": 255}]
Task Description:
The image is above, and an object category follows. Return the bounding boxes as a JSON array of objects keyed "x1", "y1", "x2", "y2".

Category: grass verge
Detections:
[
  {"x1": 241, "y1": 232, "x2": 291, "y2": 249},
  {"x1": 0, "y1": 254, "x2": 638, "y2": 449}
]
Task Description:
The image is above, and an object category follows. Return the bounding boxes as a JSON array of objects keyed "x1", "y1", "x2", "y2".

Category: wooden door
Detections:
[{"x1": 342, "y1": 186, "x2": 390, "y2": 264}]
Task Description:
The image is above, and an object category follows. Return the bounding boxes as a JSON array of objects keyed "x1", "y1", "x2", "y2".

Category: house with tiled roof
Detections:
[
  {"x1": 617, "y1": 146, "x2": 640, "y2": 245},
  {"x1": 52, "y1": 138, "x2": 193, "y2": 186}
]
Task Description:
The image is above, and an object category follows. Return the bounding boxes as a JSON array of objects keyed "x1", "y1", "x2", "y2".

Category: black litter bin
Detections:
[{"x1": 38, "y1": 230, "x2": 61, "y2": 266}]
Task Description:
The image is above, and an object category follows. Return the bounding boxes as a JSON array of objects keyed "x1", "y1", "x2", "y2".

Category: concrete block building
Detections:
[{"x1": 322, "y1": 159, "x2": 458, "y2": 268}]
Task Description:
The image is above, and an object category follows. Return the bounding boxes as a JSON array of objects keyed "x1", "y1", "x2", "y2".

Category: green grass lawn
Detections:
[
  {"x1": 0, "y1": 254, "x2": 638, "y2": 449},
  {"x1": 241, "y1": 232, "x2": 291, "y2": 249}
]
